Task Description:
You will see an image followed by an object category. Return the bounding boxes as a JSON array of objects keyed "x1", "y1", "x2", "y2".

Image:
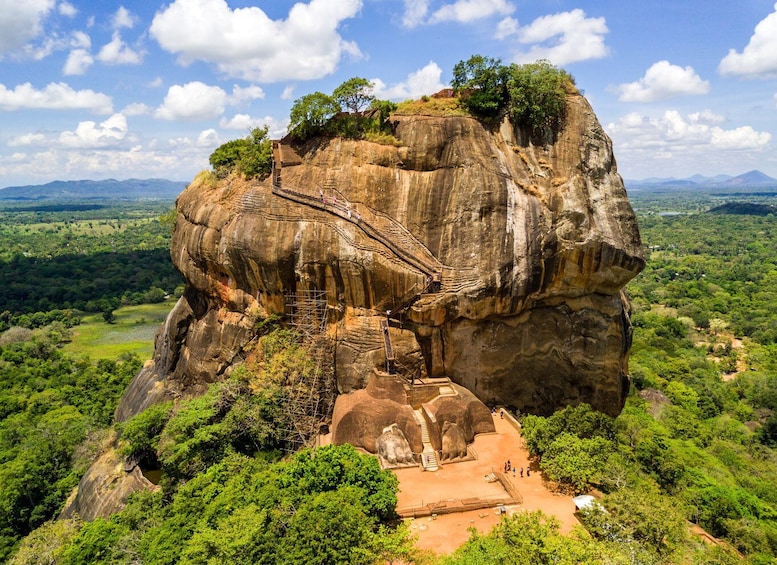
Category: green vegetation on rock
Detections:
[{"x1": 452, "y1": 55, "x2": 576, "y2": 138}]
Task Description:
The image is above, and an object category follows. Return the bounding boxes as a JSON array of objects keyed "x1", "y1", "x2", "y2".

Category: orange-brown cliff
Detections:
[{"x1": 118, "y1": 92, "x2": 643, "y2": 424}]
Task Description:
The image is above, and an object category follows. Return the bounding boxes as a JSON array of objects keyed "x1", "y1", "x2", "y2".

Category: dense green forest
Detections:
[
  {"x1": 3, "y1": 188, "x2": 777, "y2": 563},
  {"x1": 0, "y1": 202, "x2": 183, "y2": 329}
]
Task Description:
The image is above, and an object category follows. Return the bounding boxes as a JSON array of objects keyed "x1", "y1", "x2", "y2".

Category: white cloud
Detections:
[
  {"x1": 219, "y1": 114, "x2": 286, "y2": 137},
  {"x1": 122, "y1": 102, "x2": 151, "y2": 116},
  {"x1": 155, "y1": 82, "x2": 228, "y2": 121},
  {"x1": 63, "y1": 48, "x2": 93, "y2": 75},
  {"x1": 231, "y1": 85, "x2": 265, "y2": 103},
  {"x1": 281, "y1": 85, "x2": 295, "y2": 100},
  {"x1": 719, "y1": 3, "x2": 777, "y2": 78},
  {"x1": 0, "y1": 82, "x2": 112, "y2": 113},
  {"x1": 0, "y1": 0, "x2": 56, "y2": 54},
  {"x1": 605, "y1": 110, "x2": 772, "y2": 177},
  {"x1": 147, "y1": 77, "x2": 164, "y2": 88},
  {"x1": 371, "y1": 61, "x2": 446, "y2": 101},
  {"x1": 58, "y1": 2, "x2": 76, "y2": 17},
  {"x1": 220, "y1": 114, "x2": 259, "y2": 130},
  {"x1": 59, "y1": 113, "x2": 128, "y2": 148},
  {"x1": 149, "y1": 0, "x2": 363, "y2": 82},
  {"x1": 495, "y1": 16, "x2": 519, "y2": 40},
  {"x1": 197, "y1": 129, "x2": 219, "y2": 146},
  {"x1": 511, "y1": 9, "x2": 609, "y2": 66},
  {"x1": 402, "y1": 0, "x2": 429, "y2": 28},
  {"x1": 97, "y1": 32, "x2": 143, "y2": 65},
  {"x1": 614, "y1": 61, "x2": 710, "y2": 102},
  {"x1": 429, "y1": 0, "x2": 514, "y2": 24},
  {"x1": 8, "y1": 133, "x2": 47, "y2": 147},
  {"x1": 0, "y1": 143, "x2": 204, "y2": 185},
  {"x1": 70, "y1": 30, "x2": 90, "y2": 49},
  {"x1": 112, "y1": 6, "x2": 136, "y2": 30},
  {"x1": 711, "y1": 126, "x2": 772, "y2": 149}
]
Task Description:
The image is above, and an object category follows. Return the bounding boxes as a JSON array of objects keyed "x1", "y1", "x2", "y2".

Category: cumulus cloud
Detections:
[
  {"x1": 59, "y1": 113, "x2": 128, "y2": 148},
  {"x1": 231, "y1": 85, "x2": 265, "y2": 103},
  {"x1": 155, "y1": 82, "x2": 228, "y2": 121},
  {"x1": 495, "y1": 16, "x2": 519, "y2": 40},
  {"x1": 371, "y1": 61, "x2": 446, "y2": 101},
  {"x1": 8, "y1": 133, "x2": 47, "y2": 147},
  {"x1": 154, "y1": 82, "x2": 267, "y2": 121},
  {"x1": 219, "y1": 114, "x2": 261, "y2": 130},
  {"x1": 122, "y1": 102, "x2": 151, "y2": 116},
  {"x1": 605, "y1": 110, "x2": 772, "y2": 176},
  {"x1": 149, "y1": 0, "x2": 363, "y2": 82},
  {"x1": 58, "y1": 1, "x2": 76, "y2": 17},
  {"x1": 402, "y1": 0, "x2": 514, "y2": 27},
  {"x1": 0, "y1": 0, "x2": 56, "y2": 54},
  {"x1": 63, "y1": 48, "x2": 93, "y2": 75},
  {"x1": 614, "y1": 61, "x2": 710, "y2": 102},
  {"x1": 112, "y1": 6, "x2": 136, "y2": 30},
  {"x1": 719, "y1": 3, "x2": 777, "y2": 78},
  {"x1": 219, "y1": 114, "x2": 287, "y2": 137},
  {"x1": 402, "y1": 0, "x2": 429, "y2": 28},
  {"x1": 97, "y1": 32, "x2": 143, "y2": 65},
  {"x1": 0, "y1": 82, "x2": 112, "y2": 113},
  {"x1": 429, "y1": 0, "x2": 514, "y2": 24},
  {"x1": 511, "y1": 9, "x2": 609, "y2": 66}
]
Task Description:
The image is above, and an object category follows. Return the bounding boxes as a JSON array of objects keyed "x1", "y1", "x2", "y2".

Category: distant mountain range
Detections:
[
  {"x1": 626, "y1": 170, "x2": 777, "y2": 189},
  {"x1": 0, "y1": 178, "x2": 188, "y2": 201}
]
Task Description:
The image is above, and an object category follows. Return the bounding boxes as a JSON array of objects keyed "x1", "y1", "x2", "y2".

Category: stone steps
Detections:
[{"x1": 414, "y1": 408, "x2": 439, "y2": 472}]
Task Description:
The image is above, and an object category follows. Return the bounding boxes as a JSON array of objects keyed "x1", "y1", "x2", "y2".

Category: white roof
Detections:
[{"x1": 573, "y1": 495, "x2": 596, "y2": 510}]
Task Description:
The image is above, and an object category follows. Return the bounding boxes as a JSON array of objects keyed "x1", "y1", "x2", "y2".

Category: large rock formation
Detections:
[
  {"x1": 118, "y1": 91, "x2": 642, "y2": 424},
  {"x1": 74, "y1": 90, "x2": 643, "y2": 520}
]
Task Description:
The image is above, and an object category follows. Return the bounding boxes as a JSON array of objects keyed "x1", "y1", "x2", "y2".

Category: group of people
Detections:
[{"x1": 503, "y1": 459, "x2": 529, "y2": 478}]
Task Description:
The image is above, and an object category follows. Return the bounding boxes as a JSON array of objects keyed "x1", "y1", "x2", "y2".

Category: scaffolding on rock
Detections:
[{"x1": 280, "y1": 290, "x2": 335, "y2": 451}]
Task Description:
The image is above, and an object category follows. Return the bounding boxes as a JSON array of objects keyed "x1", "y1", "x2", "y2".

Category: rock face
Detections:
[
  {"x1": 79, "y1": 91, "x2": 643, "y2": 521},
  {"x1": 119, "y1": 92, "x2": 642, "y2": 421},
  {"x1": 59, "y1": 447, "x2": 156, "y2": 521},
  {"x1": 119, "y1": 93, "x2": 642, "y2": 423}
]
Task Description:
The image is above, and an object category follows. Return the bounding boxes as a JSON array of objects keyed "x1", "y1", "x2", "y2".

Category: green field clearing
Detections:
[
  {"x1": 13, "y1": 218, "x2": 152, "y2": 236},
  {"x1": 64, "y1": 299, "x2": 176, "y2": 360}
]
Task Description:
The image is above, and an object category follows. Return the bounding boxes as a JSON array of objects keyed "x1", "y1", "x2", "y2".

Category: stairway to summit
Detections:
[
  {"x1": 414, "y1": 409, "x2": 440, "y2": 472},
  {"x1": 271, "y1": 141, "x2": 443, "y2": 280}
]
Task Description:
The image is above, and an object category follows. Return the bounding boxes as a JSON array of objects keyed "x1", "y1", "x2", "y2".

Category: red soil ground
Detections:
[{"x1": 393, "y1": 412, "x2": 580, "y2": 555}]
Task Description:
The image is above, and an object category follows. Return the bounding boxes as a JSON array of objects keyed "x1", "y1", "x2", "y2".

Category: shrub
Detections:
[
  {"x1": 507, "y1": 60, "x2": 575, "y2": 136},
  {"x1": 208, "y1": 126, "x2": 273, "y2": 180},
  {"x1": 451, "y1": 54, "x2": 576, "y2": 140}
]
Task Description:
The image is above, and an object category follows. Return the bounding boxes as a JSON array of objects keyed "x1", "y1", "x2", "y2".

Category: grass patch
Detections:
[
  {"x1": 64, "y1": 299, "x2": 176, "y2": 360},
  {"x1": 364, "y1": 131, "x2": 403, "y2": 146},
  {"x1": 394, "y1": 96, "x2": 469, "y2": 117}
]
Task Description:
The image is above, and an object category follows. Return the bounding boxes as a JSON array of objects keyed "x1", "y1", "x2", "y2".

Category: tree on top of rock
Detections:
[
  {"x1": 332, "y1": 77, "x2": 375, "y2": 114},
  {"x1": 451, "y1": 55, "x2": 576, "y2": 141}
]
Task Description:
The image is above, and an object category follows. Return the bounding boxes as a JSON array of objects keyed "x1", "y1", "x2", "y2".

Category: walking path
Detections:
[{"x1": 393, "y1": 412, "x2": 580, "y2": 555}]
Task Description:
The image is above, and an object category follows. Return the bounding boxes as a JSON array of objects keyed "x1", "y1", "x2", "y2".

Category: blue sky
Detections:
[{"x1": 1, "y1": 0, "x2": 777, "y2": 187}]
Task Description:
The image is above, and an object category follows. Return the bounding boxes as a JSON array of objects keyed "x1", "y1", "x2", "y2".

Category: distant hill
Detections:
[
  {"x1": 0, "y1": 178, "x2": 188, "y2": 201},
  {"x1": 627, "y1": 170, "x2": 776, "y2": 191}
]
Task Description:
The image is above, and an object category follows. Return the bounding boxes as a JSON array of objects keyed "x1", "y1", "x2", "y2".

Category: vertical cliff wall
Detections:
[{"x1": 115, "y1": 92, "x2": 644, "y2": 425}]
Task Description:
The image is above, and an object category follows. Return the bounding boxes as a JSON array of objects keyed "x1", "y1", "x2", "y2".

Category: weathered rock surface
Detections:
[
  {"x1": 76, "y1": 92, "x2": 643, "y2": 519},
  {"x1": 59, "y1": 447, "x2": 156, "y2": 521},
  {"x1": 129, "y1": 92, "x2": 642, "y2": 419}
]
